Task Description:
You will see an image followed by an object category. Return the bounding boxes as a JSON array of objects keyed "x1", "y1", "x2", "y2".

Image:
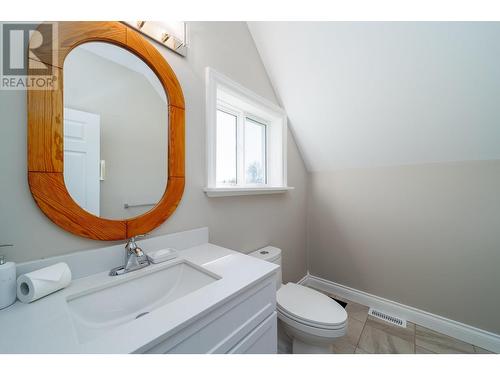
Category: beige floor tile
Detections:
[
  {"x1": 330, "y1": 317, "x2": 365, "y2": 354},
  {"x1": 355, "y1": 347, "x2": 369, "y2": 354},
  {"x1": 294, "y1": 287, "x2": 482, "y2": 356},
  {"x1": 473, "y1": 346, "x2": 494, "y2": 354},
  {"x1": 346, "y1": 317, "x2": 365, "y2": 345},
  {"x1": 366, "y1": 315, "x2": 415, "y2": 337},
  {"x1": 345, "y1": 301, "x2": 369, "y2": 323},
  {"x1": 416, "y1": 345, "x2": 435, "y2": 354},
  {"x1": 415, "y1": 326, "x2": 475, "y2": 354},
  {"x1": 358, "y1": 316, "x2": 415, "y2": 354},
  {"x1": 331, "y1": 341, "x2": 356, "y2": 354}
]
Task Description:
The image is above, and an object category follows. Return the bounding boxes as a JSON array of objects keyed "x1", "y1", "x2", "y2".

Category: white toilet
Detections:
[{"x1": 250, "y1": 246, "x2": 348, "y2": 354}]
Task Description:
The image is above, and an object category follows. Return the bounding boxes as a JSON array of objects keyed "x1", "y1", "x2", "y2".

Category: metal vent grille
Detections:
[{"x1": 368, "y1": 308, "x2": 406, "y2": 328}]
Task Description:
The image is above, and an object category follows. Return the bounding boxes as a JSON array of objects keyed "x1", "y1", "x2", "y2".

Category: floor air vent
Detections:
[{"x1": 368, "y1": 308, "x2": 406, "y2": 328}]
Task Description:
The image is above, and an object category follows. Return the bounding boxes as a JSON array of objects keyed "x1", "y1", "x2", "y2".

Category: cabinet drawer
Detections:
[
  {"x1": 144, "y1": 276, "x2": 276, "y2": 353},
  {"x1": 228, "y1": 312, "x2": 277, "y2": 354}
]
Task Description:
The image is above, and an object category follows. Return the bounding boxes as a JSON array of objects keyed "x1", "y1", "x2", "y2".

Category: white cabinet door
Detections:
[
  {"x1": 141, "y1": 277, "x2": 277, "y2": 354},
  {"x1": 228, "y1": 312, "x2": 277, "y2": 354},
  {"x1": 63, "y1": 108, "x2": 101, "y2": 216}
]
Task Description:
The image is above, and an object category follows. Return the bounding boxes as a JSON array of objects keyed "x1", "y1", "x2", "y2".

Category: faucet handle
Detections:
[
  {"x1": 129, "y1": 234, "x2": 147, "y2": 242},
  {"x1": 125, "y1": 234, "x2": 147, "y2": 256}
]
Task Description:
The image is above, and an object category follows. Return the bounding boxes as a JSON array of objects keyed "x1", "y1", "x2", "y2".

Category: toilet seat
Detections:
[
  {"x1": 277, "y1": 308, "x2": 347, "y2": 340},
  {"x1": 277, "y1": 306, "x2": 346, "y2": 331},
  {"x1": 277, "y1": 283, "x2": 348, "y2": 330}
]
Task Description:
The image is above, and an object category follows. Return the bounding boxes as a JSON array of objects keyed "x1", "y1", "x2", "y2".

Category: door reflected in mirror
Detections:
[{"x1": 63, "y1": 42, "x2": 168, "y2": 220}]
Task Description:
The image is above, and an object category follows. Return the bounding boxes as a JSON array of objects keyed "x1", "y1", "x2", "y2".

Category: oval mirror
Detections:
[{"x1": 63, "y1": 42, "x2": 168, "y2": 220}]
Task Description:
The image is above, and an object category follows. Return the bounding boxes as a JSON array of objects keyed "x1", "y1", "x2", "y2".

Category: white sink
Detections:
[{"x1": 66, "y1": 259, "x2": 220, "y2": 343}]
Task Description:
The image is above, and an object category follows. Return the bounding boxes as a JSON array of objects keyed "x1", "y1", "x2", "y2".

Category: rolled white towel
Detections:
[{"x1": 17, "y1": 262, "x2": 72, "y2": 303}]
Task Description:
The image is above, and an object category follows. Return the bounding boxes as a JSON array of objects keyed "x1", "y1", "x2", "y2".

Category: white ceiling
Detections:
[{"x1": 248, "y1": 22, "x2": 500, "y2": 171}]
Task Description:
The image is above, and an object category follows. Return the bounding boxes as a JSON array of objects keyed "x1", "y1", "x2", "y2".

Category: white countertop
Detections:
[{"x1": 0, "y1": 243, "x2": 278, "y2": 353}]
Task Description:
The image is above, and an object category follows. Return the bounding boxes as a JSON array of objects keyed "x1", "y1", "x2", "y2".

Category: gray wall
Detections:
[
  {"x1": 308, "y1": 160, "x2": 500, "y2": 334},
  {"x1": 0, "y1": 22, "x2": 308, "y2": 282}
]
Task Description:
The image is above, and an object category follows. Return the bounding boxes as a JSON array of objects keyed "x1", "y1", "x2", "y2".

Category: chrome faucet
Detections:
[{"x1": 109, "y1": 235, "x2": 150, "y2": 276}]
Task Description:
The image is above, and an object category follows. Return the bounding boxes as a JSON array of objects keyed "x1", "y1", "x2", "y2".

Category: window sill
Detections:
[{"x1": 204, "y1": 186, "x2": 294, "y2": 197}]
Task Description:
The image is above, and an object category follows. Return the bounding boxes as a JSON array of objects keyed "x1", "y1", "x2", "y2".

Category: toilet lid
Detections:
[{"x1": 277, "y1": 283, "x2": 347, "y2": 328}]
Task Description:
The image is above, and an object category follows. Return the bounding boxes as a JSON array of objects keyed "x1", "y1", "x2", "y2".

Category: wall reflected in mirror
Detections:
[{"x1": 63, "y1": 42, "x2": 168, "y2": 220}]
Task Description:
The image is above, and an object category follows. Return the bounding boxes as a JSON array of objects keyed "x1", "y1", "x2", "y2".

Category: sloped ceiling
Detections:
[{"x1": 248, "y1": 22, "x2": 500, "y2": 172}]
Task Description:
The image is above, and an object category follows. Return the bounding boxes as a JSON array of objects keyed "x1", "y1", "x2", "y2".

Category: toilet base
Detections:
[
  {"x1": 292, "y1": 338, "x2": 332, "y2": 354},
  {"x1": 277, "y1": 322, "x2": 293, "y2": 354},
  {"x1": 278, "y1": 315, "x2": 346, "y2": 354}
]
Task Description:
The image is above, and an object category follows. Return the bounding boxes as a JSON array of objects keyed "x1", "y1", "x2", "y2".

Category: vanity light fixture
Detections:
[{"x1": 123, "y1": 21, "x2": 187, "y2": 56}]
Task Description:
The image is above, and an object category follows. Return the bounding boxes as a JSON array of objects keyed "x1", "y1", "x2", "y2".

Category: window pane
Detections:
[
  {"x1": 216, "y1": 110, "x2": 237, "y2": 185},
  {"x1": 245, "y1": 118, "x2": 266, "y2": 184}
]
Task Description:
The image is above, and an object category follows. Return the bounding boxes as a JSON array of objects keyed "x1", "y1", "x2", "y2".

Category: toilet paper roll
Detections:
[{"x1": 17, "y1": 262, "x2": 72, "y2": 303}]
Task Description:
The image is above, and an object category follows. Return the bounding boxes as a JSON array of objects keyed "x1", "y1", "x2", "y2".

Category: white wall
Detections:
[
  {"x1": 308, "y1": 161, "x2": 500, "y2": 334},
  {"x1": 249, "y1": 22, "x2": 500, "y2": 170},
  {"x1": 0, "y1": 22, "x2": 308, "y2": 282},
  {"x1": 249, "y1": 22, "x2": 500, "y2": 334}
]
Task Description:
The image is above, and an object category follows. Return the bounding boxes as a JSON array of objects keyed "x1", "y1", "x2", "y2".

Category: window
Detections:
[
  {"x1": 244, "y1": 117, "x2": 266, "y2": 184},
  {"x1": 205, "y1": 68, "x2": 291, "y2": 197},
  {"x1": 215, "y1": 107, "x2": 268, "y2": 187},
  {"x1": 215, "y1": 109, "x2": 237, "y2": 185}
]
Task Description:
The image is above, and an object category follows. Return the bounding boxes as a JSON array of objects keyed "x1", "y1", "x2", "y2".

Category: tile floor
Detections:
[{"x1": 281, "y1": 290, "x2": 495, "y2": 354}]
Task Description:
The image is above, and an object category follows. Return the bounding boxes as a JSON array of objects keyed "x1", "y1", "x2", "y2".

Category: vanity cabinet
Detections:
[
  {"x1": 228, "y1": 313, "x2": 277, "y2": 354},
  {"x1": 141, "y1": 275, "x2": 277, "y2": 354},
  {"x1": 0, "y1": 231, "x2": 279, "y2": 354}
]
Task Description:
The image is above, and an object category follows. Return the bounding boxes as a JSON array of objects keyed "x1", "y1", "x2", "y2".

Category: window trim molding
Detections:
[
  {"x1": 204, "y1": 186, "x2": 294, "y2": 198},
  {"x1": 205, "y1": 67, "x2": 291, "y2": 197}
]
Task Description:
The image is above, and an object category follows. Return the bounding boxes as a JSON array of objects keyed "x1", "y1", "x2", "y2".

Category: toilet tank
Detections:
[{"x1": 249, "y1": 246, "x2": 282, "y2": 290}]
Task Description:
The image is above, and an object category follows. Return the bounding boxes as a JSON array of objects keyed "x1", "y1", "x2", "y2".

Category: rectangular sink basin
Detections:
[{"x1": 66, "y1": 260, "x2": 219, "y2": 343}]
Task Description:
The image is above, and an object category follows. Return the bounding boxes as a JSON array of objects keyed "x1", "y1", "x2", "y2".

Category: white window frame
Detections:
[
  {"x1": 205, "y1": 67, "x2": 292, "y2": 197},
  {"x1": 217, "y1": 102, "x2": 269, "y2": 187},
  {"x1": 242, "y1": 115, "x2": 268, "y2": 185}
]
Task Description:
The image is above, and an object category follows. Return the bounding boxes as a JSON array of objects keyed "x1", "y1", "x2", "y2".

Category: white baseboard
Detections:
[
  {"x1": 298, "y1": 273, "x2": 499, "y2": 353},
  {"x1": 295, "y1": 273, "x2": 309, "y2": 286}
]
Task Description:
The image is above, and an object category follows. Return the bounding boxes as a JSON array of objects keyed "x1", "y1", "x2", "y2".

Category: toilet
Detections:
[{"x1": 249, "y1": 246, "x2": 348, "y2": 354}]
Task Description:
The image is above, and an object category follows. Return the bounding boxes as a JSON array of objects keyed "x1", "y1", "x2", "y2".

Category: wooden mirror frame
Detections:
[{"x1": 27, "y1": 22, "x2": 185, "y2": 240}]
